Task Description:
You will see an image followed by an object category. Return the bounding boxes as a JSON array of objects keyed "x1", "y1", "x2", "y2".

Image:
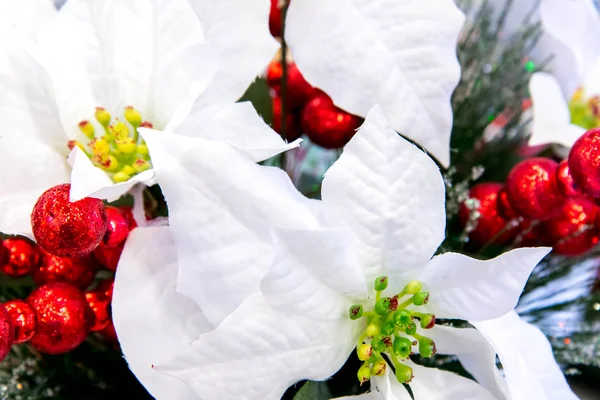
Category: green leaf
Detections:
[
  {"x1": 238, "y1": 77, "x2": 273, "y2": 125},
  {"x1": 293, "y1": 380, "x2": 332, "y2": 400}
]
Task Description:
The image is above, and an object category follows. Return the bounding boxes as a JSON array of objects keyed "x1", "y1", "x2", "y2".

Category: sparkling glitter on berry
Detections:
[
  {"x1": 4, "y1": 300, "x2": 36, "y2": 344},
  {"x1": 31, "y1": 184, "x2": 107, "y2": 258},
  {"x1": 33, "y1": 250, "x2": 97, "y2": 289},
  {"x1": 506, "y1": 158, "x2": 565, "y2": 220},
  {"x1": 569, "y1": 128, "x2": 600, "y2": 198},
  {"x1": 85, "y1": 292, "x2": 111, "y2": 332},
  {"x1": 27, "y1": 283, "x2": 89, "y2": 354}
]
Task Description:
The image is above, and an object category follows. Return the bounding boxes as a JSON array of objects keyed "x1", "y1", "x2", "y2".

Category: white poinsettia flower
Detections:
[
  {"x1": 285, "y1": 0, "x2": 466, "y2": 167},
  {"x1": 116, "y1": 106, "x2": 567, "y2": 399},
  {"x1": 0, "y1": 0, "x2": 286, "y2": 237}
]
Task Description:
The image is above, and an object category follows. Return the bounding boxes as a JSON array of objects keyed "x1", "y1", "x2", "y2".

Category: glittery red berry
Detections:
[
  {"x1": 569, "y1": 128, "x2": 600, "y2": 198},
  {"x1": 1, "y1": 238, "x2": 40, "y2": 278},
  {"x1": 93, "y1": 241, "x2": 124, "y2": 272},
  {"x1": 301, "y1": 91, "x2": 361, "y2": 149},
  {"x1": 103, "y1": 207, "x2": 130, "y2": 248},
  {"x1": 267, "y1": 60, "x2": 316, "y2": 109},
  {"x1": 85, "y1": 292, "x2": 111, "y2": 332},
  {"x1": 4, "y1": 300, "x2": 36, "y2": 344},
  {"x1": 459, "y1": 183, "x2": 516, "y2": 245},
  {"x1": 543, "y1": 197, "x2": 599, "y2": 255},
  {"x1": 556, "y1": 160, "x2": 582, "y2": 197},
  {"x1": 27, "y1": 283, "x2": 89, "y2": 354},
  {"x1": 31, "y1": 184, "x2": 107, "y2": 258},
  {"x1": 272, "y1": 96, "x2": 302, "y2": 141},
  {"x1": 33, "y1": 250, "x2": 97, "y2": 289},
  {"x1": 0, "y1": 303, "x2": 14, "y2": 361},
  {"x1": 506, "y1": 158, "x2": 566, "y2": 220}
]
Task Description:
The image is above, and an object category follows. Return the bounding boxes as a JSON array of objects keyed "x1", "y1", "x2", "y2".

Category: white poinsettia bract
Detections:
[
  {"x1": 114, "y1": 107, "x2": 575, "y2": 400},
  {"x1": 285, "y1": 0, "x2": 466, "y2": 166}
]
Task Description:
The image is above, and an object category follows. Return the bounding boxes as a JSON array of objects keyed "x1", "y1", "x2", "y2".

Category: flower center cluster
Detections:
[
  {"x1": 569, "y1": 88, "x2": 600, "y2": 130},
  {"x1": 69, "y1": 106, "x2": 153, "y2": 183},
  {"x1": 349, "y1": 277, "x2": 436, "y2": 385}
]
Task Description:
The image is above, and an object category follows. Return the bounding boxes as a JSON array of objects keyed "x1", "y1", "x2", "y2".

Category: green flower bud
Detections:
[
  {"x1": 124, "y1": 106, "x2": 142, "y2": 127},
  {"x1": 405, "y1": 321, "x2": 417, "y2": 335},
  {"x1": 357, "y1": 364, "x2": 371, "y2": 385},
  {"x1": 356, "y1": 344, "x2": 373, "y2": 361},
  {"x1": 392, "y1": 336, "x2": 413, "y2": 359},
  {"x1": 371, "y1": 335, "x2": 392, "y2": 352},
  {"x1": 418, "y1": 336, "x2": 437, "y2": 358},
  {"x1": 371, "y1": 359, "x2": 387, "y2": 377},
  {"x1": 393, "y1": 310, "x2": 412, "y2": 327},
  {"x1": 419, "y1": 314, "x2": 436, "y2": 329},
  {"x1": 381, "y1": 318, "x2": 396, "y2": 336},
  {"x1": 374, "y1": 297, "x2": 391, "y2": 315},
  {"x1": 404, "y1": 281, "x2": 422, "y2": 295},
  {"x1": 374, "y1": 276, "x2": 388, "y2": 291},
  {"x1": 349, "y1": 304, "x2": 363, "y2": 320},
  {"x1": 412, "y1": 291, "x2": 429, "y2": 306},
  {"x1": 95, "y1": 107, "x2": 111, "y2": 127},
  {"x1": 365, "y1": 323, "x2": 380, "y2": 338},
  {"x1": 394, "y1": 363, "x2": 414, "y2": 384}
]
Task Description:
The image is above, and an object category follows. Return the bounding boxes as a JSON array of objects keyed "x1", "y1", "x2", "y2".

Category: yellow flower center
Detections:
[
  {"x1": 569, "y1": 87, "x2": 600, "y2": 130},
  {"x1": 69, "y1": 106, "x2": 153, "y2": 183}
]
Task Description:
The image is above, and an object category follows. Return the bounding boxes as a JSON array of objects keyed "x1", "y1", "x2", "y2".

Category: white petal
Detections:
[
  {"x1": 427, "y1": 325, "x2": 508, "y2": 399},
  {"x1": 158, "y1": 294, "x2": 358, "y2": 400},
  {"x1": 406, "y1": 361, "x2": 497, "y2": 400},
  {"x1": 0, "y1": 0, "x2": 55, "y2": 42},
  {"x1": 38, "y1": 0, "x2": 207, "y2": 130},
  {"x1": 113, "y1": 226, "x2": 211, "y2": 400},
  {"x1": 321, "y1": 106, "x2": 446, "y2": 283},
  {"x1": 261, "y1": 227, "x2": 367, "y2": 320},
  {"x1": 528, "y1": 73, "x2": 585, "y2": 148},
  {"x1": 540, "y1": 0, "x2": 600, "y2": 97},
  {"x1": 171, "y1": 102, "x2": 299, "y2": 162},
  {"x1": 0, "y1": 46, "x2": 67, "y2": 151},
  {"x1": 0, "y1": 137, "x2": 70, "y2": 237},
  {"x1": 67, "y1": 147, "x2": 156, "y2": 202},
  {"x1": 141, "y1": 129, "x2": 323, "y2": 325},
  {"x1": 472, "y1": 311, "x2": 578, "y2": 400},
  {"x1": 186, "y1": 0, "x2": 279, "y2": 106},
  {"x1": 420, "y1": 247, "x2": 551, "y2": 320},
  {"x1": 286, "y1": 0, "x2": 465, "y2": 166}
]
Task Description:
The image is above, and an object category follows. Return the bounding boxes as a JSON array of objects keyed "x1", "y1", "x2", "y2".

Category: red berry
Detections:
[
  {"x1": 459, "y1": 183, "x2": 516, "y2": 245},
  {"x1": 27, "y1": 283, "x2": 89, "y2": 354},
  {"x1": 569, "y1": 128, "x2": 600, "y2": 198},
  {"x1": 556, "y1": 160, "x2": 582, "y2": 197},
  {"x1": 301, "y1": 91, "x2": 361, "y2": 149},
  {"x1": 103, "y1": 207, "x2": 129, "y2": 248},
  {"x1": 506, "y1": 158, "x2": 565, "y2": 220},
  {"x1": 4, "y1": 300, "x2": 36, "y2": 344},
  {"x1": 31, "y1": 184, "x2": 107, "y2": 258},
  {"x1": 544, "y1": 197, "x2": 599, "y2": 255},
  {"x1": 85, "y1": 292, "x2": 111, "y2": 332},
  {"x1": 266, "y1": 60, "x2": 316, "y2": 109},
  {"x1": 33, "y1": 250, "x2": 97, "y2": 289},
  {"x1": 1, "y1": 238, "x2": 40, "y2": 277}
]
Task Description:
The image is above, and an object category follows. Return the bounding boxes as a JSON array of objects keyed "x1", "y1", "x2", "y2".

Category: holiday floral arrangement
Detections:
[{"x1": 0, "y1": 0, "x2": 599, "y2": 399}]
